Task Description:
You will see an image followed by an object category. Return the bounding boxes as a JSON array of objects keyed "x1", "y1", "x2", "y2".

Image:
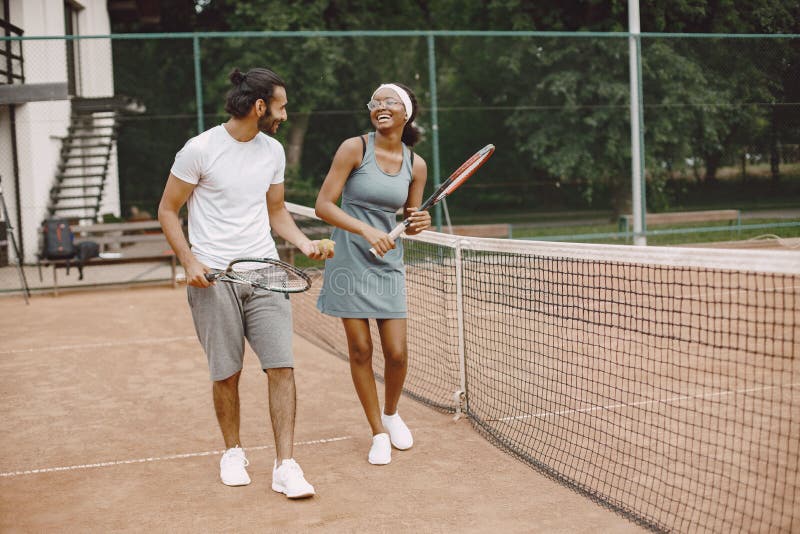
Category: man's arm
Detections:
[
  {"x1": 158, "y1": 173, "x2": 211, "y2": 287},
  {"x1": 267, "y1": 183, "x2": 329, "y2": 260}
]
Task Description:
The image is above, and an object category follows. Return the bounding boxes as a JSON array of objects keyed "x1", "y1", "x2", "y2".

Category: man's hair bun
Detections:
[{"x1": 229, "y1": 68, "x2": 246, "y2": 86}]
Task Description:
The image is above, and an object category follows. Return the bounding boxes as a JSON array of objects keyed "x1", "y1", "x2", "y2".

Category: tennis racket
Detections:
[
  {"x1": 205, "y1": 257, "x2": 311, "y2": 293},
  {"x1": 370, "y1": 143, "x2": 495, "y2": 257}
]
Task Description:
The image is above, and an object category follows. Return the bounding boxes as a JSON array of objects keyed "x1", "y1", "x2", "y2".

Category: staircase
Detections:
[{"x1": 48, "y1": 96, "x2": 144, "y2": 223}]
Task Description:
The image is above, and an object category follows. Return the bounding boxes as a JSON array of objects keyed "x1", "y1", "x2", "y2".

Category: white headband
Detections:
[{"x1": 372, "y1": 83, "x2": 413, "y2": 124}]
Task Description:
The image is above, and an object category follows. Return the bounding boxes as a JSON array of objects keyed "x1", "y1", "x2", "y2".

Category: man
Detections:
[{"x1": 158, "y1": 67, "x2": 331, "y2": 499}]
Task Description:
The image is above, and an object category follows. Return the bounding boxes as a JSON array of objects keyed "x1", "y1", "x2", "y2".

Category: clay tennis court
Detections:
[
  {"x1": 291, "y1": 245, "x2": 800, "y2": 533},
  {"x1": 0, "y1": 286, "x2": 643, "y2": 533}
]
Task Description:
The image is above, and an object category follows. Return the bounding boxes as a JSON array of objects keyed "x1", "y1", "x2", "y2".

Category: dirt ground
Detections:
[{"x1": 0, "y1": 287, "x2": 644, "y2": 533}]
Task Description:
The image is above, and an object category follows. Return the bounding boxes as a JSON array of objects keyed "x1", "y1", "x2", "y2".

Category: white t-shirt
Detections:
[{"x1": 170, "y1": 124, "x2": 285, "y2": 269}]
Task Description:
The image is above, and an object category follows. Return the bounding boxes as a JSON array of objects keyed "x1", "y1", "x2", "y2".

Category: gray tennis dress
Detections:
[{"x1": 317, "y1": 133, "x2": 412, "y2": 318}]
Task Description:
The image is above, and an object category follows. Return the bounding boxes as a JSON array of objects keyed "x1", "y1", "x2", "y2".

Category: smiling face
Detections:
[
  {"x1": 258, "y1": 85, "x2": 288, "y2": 136},
  {"x1": 369, "y1": 87, "x2": 407, "y2": 131}
]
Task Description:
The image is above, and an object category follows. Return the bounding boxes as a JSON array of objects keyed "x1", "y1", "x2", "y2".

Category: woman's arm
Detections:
[
  {"x1": 315, "y1": 137, "x2": 397, "y2": 256},
  {"x1": 403, "y1": 154, "x2": 431, "y2": 236}
]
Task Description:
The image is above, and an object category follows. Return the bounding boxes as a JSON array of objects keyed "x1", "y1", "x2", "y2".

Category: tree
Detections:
[
  {"x1": 110, "y1": 0, "x2": 800, "y2": 215},
  {"x1": 206, "y1": 1, "x2": 433, "y2": 173}
]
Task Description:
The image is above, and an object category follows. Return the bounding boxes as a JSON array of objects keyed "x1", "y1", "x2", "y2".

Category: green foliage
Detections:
[
  {"x1": 113, "y1": 37, "x2": 200, "y2": 215},
  {"x1": 109, "y1": 1, "x2": 800, "y2": 219},
  {"x1": 283, "y1": 166, "x2": 318, "y2": 206}
]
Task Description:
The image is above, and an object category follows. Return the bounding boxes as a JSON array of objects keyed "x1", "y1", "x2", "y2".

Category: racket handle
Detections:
[
  {"x1": 369, "y1": 221, "x2": 408, "y2": 257},
  {"x1": 176, "y1": 273, "x2": 212, "y2": 285},
  {"x1": 176, "y1": 272, "x2": 218, "y2": 285},
  {"x1": 204, "y1": 271, "x2": 224, "y2": 281}
]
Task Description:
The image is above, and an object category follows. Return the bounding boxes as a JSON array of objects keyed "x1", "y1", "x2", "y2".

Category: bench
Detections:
[
  {"x1": 618, "y1": 209, "x2": 741, "y2": 240},
  {"x1": 38, "y1": 220, "x2": 178, "y2": 296}
]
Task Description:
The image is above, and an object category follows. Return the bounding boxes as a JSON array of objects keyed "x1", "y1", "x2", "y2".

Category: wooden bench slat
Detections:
[
  {"x1": 293, "y1": 224, "x2": 333, "y2": 236},
  {"x1": 75, "y1": 233, "x2": 169, "y2": 246},
  {"x1": 450, "y1": 223, "x2": 511, "y2": 238},
  {"x1": 74, "y1": 220, "x2": 164, "y2": 233},
  {"x1": 646, "y1": 212, "x2": 738, "y2": 225},
  {"x1": 617, "y1": 209, "x2": 741, "y2": 242},
  {"x1": 620, "y1": 209, "x2": 740, "y2": 226},
  {"x1": 40, "y1": 252, "x2": 175, "y2": 266}
]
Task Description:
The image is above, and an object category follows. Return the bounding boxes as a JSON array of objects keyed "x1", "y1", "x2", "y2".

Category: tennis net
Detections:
[{"x1": 286, "y1": 202, "x2": 799, "y2": 533}]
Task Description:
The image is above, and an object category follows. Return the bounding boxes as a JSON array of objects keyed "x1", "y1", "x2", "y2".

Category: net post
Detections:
[{"x1": 454, "y1": 238, "x2": 467, "y2": 418}]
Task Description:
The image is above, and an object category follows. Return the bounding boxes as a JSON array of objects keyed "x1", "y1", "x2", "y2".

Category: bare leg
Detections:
[
  {"x1": 213, "y1": 371, "x2": 242, "y2": 449},
  {"x1": 376, "y1": 318, "x2": 408, "y2": 415},
  {"x1": 342, "y1": 318, "x2": 383, "y2": 435},
  {"x1": 266, "y1": 367, "x2": 296, "y2": 462}
]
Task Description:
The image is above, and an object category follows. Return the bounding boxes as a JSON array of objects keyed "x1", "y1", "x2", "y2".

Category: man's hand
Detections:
[
  {"x1": 318, "y1": 239, "x2": 336, "y2": 257},
  {"x1": 300, "y1": 240, "x2": 335, "y2": 260},
  {"x1": 184, "y1": 259, "x2": 212, "y2": 288}
]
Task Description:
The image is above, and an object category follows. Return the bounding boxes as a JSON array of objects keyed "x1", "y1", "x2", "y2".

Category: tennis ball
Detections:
[{"x1": 319, "y1": 238, "x2": 335, "y2": 254}]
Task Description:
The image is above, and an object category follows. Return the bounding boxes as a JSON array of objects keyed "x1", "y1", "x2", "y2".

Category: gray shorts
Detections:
[{"x1": 187, "y1": 281, "x2": 294, "y2": 381}]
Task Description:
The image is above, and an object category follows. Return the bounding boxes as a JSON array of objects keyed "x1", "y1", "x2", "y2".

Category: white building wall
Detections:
[
  {"x1": 75, "y1": 1, "x2": 120, "y2": 223},
  {"x1": 6, "y1": 0, "x2": 119, "y2": 262},
  {"x1": 0, "y1": 107, "x2": 13, "y2": 192},
  {"x1": 77, "y1": 0, "x2": 114, "y2": 97},
  {"x1": 9, "y1": 0, "x2": 69, "y2": 261}
]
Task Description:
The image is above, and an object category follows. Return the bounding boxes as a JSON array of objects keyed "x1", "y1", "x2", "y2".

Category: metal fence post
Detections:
[
  {"x1": 427, "y1": 33, "x2": 442, "y2": 231},
  {"x1": 629, "y1": 0, "x2": 647, "y2": 245},
  {"x1": 193, "y1": 34, "x2": 204, "y2": 134}
]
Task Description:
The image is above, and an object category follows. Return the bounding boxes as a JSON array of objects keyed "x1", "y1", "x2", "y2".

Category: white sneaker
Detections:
[
  {"x1": 220, "y1": 446, "x2": 251, "y2": 486},
  {"x1": 381, "y1": 412, "x2": 414, "y2": 450},
  {"x1": 368, "y1": 433, "x2": 392, "y2": 465},
  {"x1": 272, "y1": 459, "x2": 315, "y2": 499}
]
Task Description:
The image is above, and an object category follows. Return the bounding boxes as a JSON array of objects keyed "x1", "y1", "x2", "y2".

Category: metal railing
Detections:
[{"x1": 0, "y1": 19, "x2": 24, "y2": 84}]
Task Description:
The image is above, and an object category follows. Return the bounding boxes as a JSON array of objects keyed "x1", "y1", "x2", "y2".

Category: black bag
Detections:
[
  {"x1": 75, "y1": 241, "x2": 100, "y2": 280},
  {"x1": 42, "y1": 218, "x2": 76, "y2": 260}
]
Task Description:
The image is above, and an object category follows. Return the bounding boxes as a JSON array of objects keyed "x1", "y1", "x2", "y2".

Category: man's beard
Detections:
[{"x1": 258, "y1": 113, "x2": 279, "y2": 135}]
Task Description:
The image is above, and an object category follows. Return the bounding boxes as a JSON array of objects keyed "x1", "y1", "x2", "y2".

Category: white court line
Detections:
[
  {"x1": 0, "y1": 336, "x2": 197, "y2": 355},
  {"x1": 497, "y1": 382, "x2": 800, "y2": 422},
  {"x1": 0, "y1": 436, "x2": 353, "y2": 478}
]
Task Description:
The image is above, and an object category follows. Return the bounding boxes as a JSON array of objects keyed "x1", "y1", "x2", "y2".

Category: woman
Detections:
[{"x1": 315, "y1": 83, "x2": 431, "y2": 465}]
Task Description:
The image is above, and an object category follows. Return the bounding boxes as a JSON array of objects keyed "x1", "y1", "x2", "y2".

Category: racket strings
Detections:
[
  {"x1": 234, "y1": 266, "x2": 307, "y2": 291},
  {"x1": 430, "y1": 145, "x2": 494, "y2": 204}
]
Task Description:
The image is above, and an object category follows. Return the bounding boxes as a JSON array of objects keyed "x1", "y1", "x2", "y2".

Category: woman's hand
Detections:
[
  {"x1": 361, "y1": 225, "x2": 396, "y2": 257},
  {"x1": 404, "y1": 207, "x2": 431, "y2": 235}
]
